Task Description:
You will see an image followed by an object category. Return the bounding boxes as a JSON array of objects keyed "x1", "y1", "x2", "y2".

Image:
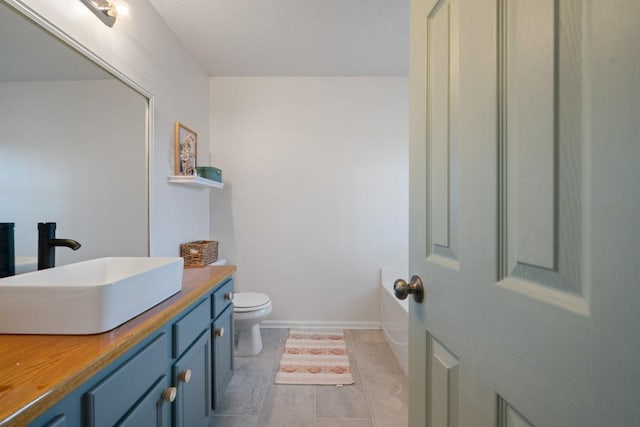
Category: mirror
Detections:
[{"x1": 0, "y1": 2, "x2": 149, "y2": 270}]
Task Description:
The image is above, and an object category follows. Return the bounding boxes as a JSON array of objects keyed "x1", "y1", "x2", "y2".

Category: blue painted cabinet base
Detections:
[{"x1": 31, "y1": 277, "x2": 234, "y2": 427}]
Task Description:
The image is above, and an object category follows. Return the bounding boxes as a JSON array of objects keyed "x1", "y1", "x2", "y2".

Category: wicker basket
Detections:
[{"x1": 180, "y1": 240, "x2": 218, "y2": 267}]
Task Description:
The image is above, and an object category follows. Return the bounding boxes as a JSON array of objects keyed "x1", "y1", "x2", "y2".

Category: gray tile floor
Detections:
[{"x1": 209, "y1": 328, "x2": 408, "y2": 427}]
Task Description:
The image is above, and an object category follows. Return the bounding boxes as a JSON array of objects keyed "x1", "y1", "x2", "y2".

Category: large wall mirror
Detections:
[{"x1": 0, "y1": 1, "x2": 150, "y2": 269}]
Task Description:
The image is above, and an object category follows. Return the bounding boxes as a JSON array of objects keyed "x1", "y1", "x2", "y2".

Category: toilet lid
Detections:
[{"x1": 233, "y1": 292, "x2": 271, "y2": 311}]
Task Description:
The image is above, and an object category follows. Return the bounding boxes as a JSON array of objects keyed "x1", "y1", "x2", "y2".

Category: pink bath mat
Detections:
[{"x1": 274, "y1": 329, "x2": 354, "y2": 386}]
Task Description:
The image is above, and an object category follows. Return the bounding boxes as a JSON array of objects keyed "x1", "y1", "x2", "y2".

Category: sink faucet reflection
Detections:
[{"x1": 37, "y1": 222, "x2": 81, "y2": 270}]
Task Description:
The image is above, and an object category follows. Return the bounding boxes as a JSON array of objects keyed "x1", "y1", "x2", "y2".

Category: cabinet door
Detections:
[
  {"x1": 212, "y1": 304, "x2": 234, "y2": 410},
  {"x1": 173, "y1": 330, "x2": 211, "y2": 427},
  {"x1": 85, "y1": 334, "x2": 168, "y2": 427},
  {"x1": 42, "y1": 414, "x2": 66, "y2": 427},
  {"x1": 117, "y1": 376, "x2": 171, "y2": 427}
]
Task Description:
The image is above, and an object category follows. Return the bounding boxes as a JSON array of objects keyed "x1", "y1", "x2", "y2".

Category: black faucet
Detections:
[
  {"x1": 0, "y1": 223, "x2": 15, "y2": 278},
  {"x1": 37, "y1": 222, "x2": 81, "y2": 270}
]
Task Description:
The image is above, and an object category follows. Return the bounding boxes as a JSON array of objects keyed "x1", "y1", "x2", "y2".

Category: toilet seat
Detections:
[{"x1": 233, "y1": 292, "x2": 271, "y2": 313}]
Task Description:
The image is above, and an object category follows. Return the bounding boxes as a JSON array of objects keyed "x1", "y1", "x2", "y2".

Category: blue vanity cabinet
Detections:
[
  {"x1": 27, "y1": 275, "x2": 235, "y2": 427},
  {"x1": 211, "y1": 279, "x2": 234, "y2": 410}
]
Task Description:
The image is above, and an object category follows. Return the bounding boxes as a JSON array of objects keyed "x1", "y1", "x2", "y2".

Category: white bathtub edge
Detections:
[
  {"x1": 261, "y1": 320, "x2": 381, "y2": 330},
  {"x1": 381, "y1": 267, "x2": 409, "y2": 376}
]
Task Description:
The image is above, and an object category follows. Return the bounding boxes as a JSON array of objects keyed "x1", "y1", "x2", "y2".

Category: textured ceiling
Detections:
[{"x1": 148, "y1": 0, "x2": 409, "y2": 76}]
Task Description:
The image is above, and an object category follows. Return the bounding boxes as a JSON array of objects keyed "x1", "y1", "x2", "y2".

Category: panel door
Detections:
[
  {"x1": 173, "y1": 331, "x2": 211, "y2": 427},
  {"x1": 408, "y1": 0, "x2": 640, "y2": 426},
  {"x1": 117, "y1": 376, "x2": 171, "y2": 427},
  {"x1": 41, "y1": 414, "x2": 66, "y2": 427},
  {"x1": 212, "y1": 304, "x2": 234, "y2": 410}
]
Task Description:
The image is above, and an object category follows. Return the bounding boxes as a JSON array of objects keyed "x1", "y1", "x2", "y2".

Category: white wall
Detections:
[
  {"x1": 12, "y1": 0, "x2": 211, "y2": 256},
  {"x1": 210, "y1": 77, "x2": 408, "y2": 325},
  {"x1": 0, "y1": 80, "x2": 147, "y2": 264}
]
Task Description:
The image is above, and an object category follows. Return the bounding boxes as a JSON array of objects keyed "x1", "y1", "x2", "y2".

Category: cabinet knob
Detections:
[
  {"x1": 163, "y1": 387, "x2": 177, "y2": 403},
  {"x1": 179, "y1": 369, "x2": 192, "y2": 383},
  {"x1": 224, "y1": 292, "x2": 233, "y2": 301},
  {"x1": 216, "y1": 327, "x2": 225, "y2": 337}
]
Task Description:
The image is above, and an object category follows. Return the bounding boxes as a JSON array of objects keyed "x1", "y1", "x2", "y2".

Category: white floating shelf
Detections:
[{"x1": 168, "y1": 175, "x2": 224, "y2": 189}]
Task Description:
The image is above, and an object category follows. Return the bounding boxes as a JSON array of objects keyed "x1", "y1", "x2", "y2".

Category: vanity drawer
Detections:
[
  {"x1": 173, "y1": 298, "x2": 210, "y2": 357},
  {"x1": 212, "y1": 278, "x2": 234, "y2": 319},
  {"x1": 85, "y1": 333, "x2": 168, "y2": 427}
]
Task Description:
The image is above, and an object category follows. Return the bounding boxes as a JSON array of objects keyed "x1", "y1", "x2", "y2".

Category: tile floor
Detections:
[{"x1": 208, "y1": 328, "x2": 408, "y2": 427}]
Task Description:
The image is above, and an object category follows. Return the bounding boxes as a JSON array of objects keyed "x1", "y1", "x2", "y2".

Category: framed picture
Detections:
[{"x1": 174, "y1": 122, "x2": 198, "y2": 175}]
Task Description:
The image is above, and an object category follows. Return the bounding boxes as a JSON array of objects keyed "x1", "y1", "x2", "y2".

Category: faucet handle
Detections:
[{"x1": 38, "y1": 222, "x2": 56, "y2": 237}]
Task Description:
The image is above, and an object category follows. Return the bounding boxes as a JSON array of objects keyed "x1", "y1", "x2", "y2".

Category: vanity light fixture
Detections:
[{"x1": 79, "y1": 0, "x2": 130, "y2": 27}]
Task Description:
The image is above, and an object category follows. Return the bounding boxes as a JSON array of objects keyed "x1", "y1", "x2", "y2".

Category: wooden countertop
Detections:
[{"x1": 0, "y1": 265, "x2": 236, "y2": 427}]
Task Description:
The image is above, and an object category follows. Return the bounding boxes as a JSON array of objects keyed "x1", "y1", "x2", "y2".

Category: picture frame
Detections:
[{"x1": 174, "y1": 122, "x2": 198, "y2": 175}]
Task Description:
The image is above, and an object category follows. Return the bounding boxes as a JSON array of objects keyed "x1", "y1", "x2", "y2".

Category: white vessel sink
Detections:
[{"x1": 0, "y1": 257, "x2": 184, "y2": 335}]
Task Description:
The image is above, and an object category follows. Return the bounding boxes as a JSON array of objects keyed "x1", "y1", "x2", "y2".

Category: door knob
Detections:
[{"x1": 394, "y1": 275, "x2": 424, "y2": 303}]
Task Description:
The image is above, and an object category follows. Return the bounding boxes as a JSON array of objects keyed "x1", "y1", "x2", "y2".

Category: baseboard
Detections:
[{"x1": 261, "y1": 320, "x2": 381, "y2": 330}]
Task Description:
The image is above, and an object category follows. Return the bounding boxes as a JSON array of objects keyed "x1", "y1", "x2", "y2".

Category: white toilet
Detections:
[{"x1": 233, "y1": 292, "x2": 272, "y2": 356}]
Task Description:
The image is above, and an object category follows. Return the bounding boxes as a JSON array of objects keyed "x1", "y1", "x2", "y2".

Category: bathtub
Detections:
[{"x1": 380, "y1": 268, "x2": 409, "y2": 375}]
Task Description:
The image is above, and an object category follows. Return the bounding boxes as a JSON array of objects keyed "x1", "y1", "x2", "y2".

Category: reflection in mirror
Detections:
[{"x1": 0, "y1": 2, "x2": 149, "y2": 271}]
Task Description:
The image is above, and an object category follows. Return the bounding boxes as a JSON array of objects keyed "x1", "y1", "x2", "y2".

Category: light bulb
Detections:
[{"x1": 113, "y1": 1, "x2": 131, "y2": 19}]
